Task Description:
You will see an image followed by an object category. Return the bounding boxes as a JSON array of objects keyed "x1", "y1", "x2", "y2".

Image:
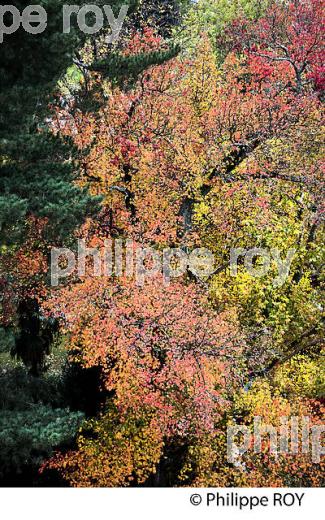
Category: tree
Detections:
[
  {"x1": 0, "y1": 1, "x2": 181, "y2": 361},
  {"x1": 175, "y1": 0, "x2": 270, "y2": 57},
  {"x1": 0, "y1": 406, "x2": 83, "y2": 480},
  {"x1": 0, "y1": 0, "x2": 182, "y2": 246},
  {"x1": 1, "y1": 0, "x2": 322, "y2": 488},
  {"x1": 226, "y1": 0, "x2": 324, "y2": 95},
  {"x1": 0, "y1": 1, "x2": 184, "y2": 485},
  {"x1": 43, "y1": 271, "x2": 243, "y2": 486}
]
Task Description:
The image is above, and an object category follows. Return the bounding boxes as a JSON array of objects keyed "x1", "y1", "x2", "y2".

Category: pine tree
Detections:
[
  {"x1": 0, "y1": 0, "x2": 180, "y2": 246},
  {"x1": 0, "y1": 2, "x2": 182, "y2": 482},
  {"x1": 0, "y1": 0, "x2": 180, "y2": 326}
]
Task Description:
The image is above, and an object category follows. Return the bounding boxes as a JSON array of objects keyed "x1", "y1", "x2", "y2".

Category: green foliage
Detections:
[
  {"x1": 176, "y1": 0, "x2": 270, "y2": 56},
  {"x1": 0, "y1": 328, "x2": 16, "y2": 353},
  {"x1": 0, "y1": 1, "x2": 180, "y2": 246},
  {"x1": 0, "y1": 406, "x2": 83, "y2": 477},
  {"x1": 92, "y1": 45, "x2": 180, "y2": 87},
  {"x1": 0, "y1": 347, "x2": 86, "y2": 479},
  {"x1": 0, "y1": 360, "x2": 63, "y2": 411},
  {"x1": 0, "y1": 1, "x2": 99, "y2": 245}
]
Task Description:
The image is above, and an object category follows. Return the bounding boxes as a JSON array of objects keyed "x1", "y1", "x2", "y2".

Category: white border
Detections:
[{"x1": 0, "y1": 488, "x2": 323, "y2": 519}]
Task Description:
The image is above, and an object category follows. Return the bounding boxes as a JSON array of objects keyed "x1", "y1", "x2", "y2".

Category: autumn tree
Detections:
[{"x1": 20, "y1": 0, "x2": 324, "y2": 487}]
